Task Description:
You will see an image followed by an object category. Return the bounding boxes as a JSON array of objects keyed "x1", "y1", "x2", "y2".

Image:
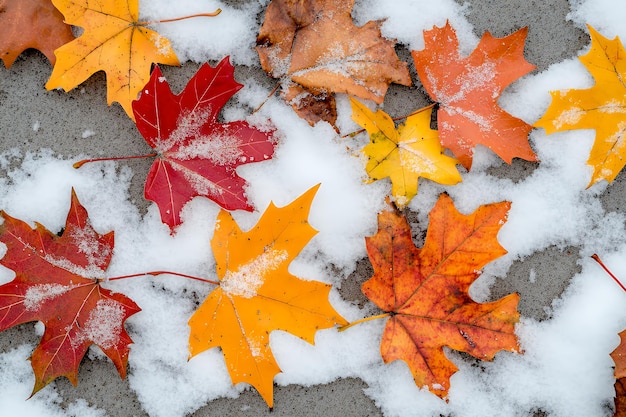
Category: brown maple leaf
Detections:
[
  {"x1": 412, "y1": 22, "x2": 538, "y2": 169},
  {"x1": 0, "y1": 189, "x2": 140, "y2": 394},
  {"x1": 362, "y1": 194, "x2": 520, "y2": 397},
  {"x1": 612, "y1": 331, "x2": 626, "y2": 416},
  {"x1": 256, "y1": 0, "x2": 411, "y2": 127},
  {"x1": 0, "y1": 0, "x2": 74, "y2": 68},
  {"x1": 188, "y1": 185, "x2": 347, "y2": 408}
]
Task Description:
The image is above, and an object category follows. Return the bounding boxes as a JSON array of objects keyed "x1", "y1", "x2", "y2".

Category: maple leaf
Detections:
[
  {"x1": 188, "y1": 185, "x2": 348, "y2": 408},
  {"x1": 412, "y1": 22, "x2": 538, "y2": 170},
  {"x1": 0, "y1": 0, "x2": 74, "y2": 68},
  {"x1": 255, "y1": 0, "x2": 411, "y2": 127},
  {"x1": 0, "y1": 189, "x2": 140, "y2": 394},
  {"x1": 613, "y1": 331, "x2": 626, "y2": 416},
  {"x1": 535, "y1": 26, "x2": 626, "y2": 187},
  {"x1": 362, "y1": 194, "x2": 519, "y2": 397},
  {"x1": 350, "y1": 98, "x2": 462, "y2": 208},
  {"x1": 45, "y1": 0, "x2": 180, "y2": 119},
  {"x1": 132, "y1": 57, "x2": 276, "y2": 230}
]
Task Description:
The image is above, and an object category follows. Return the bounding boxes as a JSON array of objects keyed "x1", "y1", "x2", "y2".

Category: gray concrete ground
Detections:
[{"x1": 0, "y1": 0, "x2": 598, "y2": 416}]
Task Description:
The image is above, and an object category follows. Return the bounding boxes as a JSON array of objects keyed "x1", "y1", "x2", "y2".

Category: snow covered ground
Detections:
[{"x1": 1, "y1": 0, "x2": 626, "y2": 416}]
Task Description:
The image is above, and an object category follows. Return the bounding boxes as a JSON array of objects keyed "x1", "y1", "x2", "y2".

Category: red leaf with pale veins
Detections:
[
  {"x1": 132, "y1": 57, "x2": 276, "y2": 230},
  {"x1": 0, "y1": 189, "x2": 140, "y2": 394},
  {"x1": 412, "y1": 22, "x2": 537, "y2": 170},
  {"x1": 0, "y1": 0, "x2": 74, "y2": 68}
]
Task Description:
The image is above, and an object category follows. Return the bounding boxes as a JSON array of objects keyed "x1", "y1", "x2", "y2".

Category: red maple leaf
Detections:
[
  {"x1": 132, "y1": 57, "x2": 276, "y2": 230},
  {"x1": 0, "y1": 189, "x2": 140, "y2": 394}
]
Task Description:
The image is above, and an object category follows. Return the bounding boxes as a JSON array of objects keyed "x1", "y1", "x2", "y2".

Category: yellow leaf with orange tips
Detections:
[
  {"x1": 535, "y1": 25, "x2": 626, "y2": 186},
  {"x1": 188, "y1": 185, "x2": 347, "y2": 408},
  {"x1": 45, "y1": 0, "x2": 180, "y2": 119},
  {"x1": 350, "y1": 98, "x2": 462, "y2": 208}
]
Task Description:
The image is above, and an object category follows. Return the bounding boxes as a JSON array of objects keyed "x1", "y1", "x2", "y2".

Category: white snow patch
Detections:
[{"x1": 221, "y1": 249, "x2": 288, "y2": 298}]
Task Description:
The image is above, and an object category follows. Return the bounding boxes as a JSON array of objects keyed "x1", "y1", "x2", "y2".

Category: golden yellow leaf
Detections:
[
  {"x1": 188, "y1": 185, "x2": 347, "y2": 408},
  {"x1": 535, "y1": 25, "x2": 626, "y2": 186},
  {"x1": 45, "y1": 0, "x2": 180, "y2": 118},
  {"x1": 350, "y1": 98, "x2": 462, "y2": 208}
]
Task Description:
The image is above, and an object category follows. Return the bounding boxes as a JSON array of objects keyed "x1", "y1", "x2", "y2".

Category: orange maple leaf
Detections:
[
  {"x1": 412, "y1": 22, "x2": 538, "y2": 169},
  {"x1": 0, "y1": 0, "x2": 74, "y2": 68},
  {"x1": 255, "y1": 0, "x2": 411, "y2": 127},
  {"x1": 535, "y1": 26, "x2": 626, "y2": 187},
  {"x1": 45, "y1": 0, "x2": 180, "y2": 119},
  {"x1": 362, "y1": 194, "x2": 520, "y2": 397},
  {"x1": 612, "y1": 331, "x2": 626, "y2": 416},
  {"x1": 188, "y1": 185, "x2": 347, "y2": 408}
]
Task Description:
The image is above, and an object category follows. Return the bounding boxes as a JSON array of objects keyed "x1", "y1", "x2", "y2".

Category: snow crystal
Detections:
[
  {"x1": 23, "y1": 283, "x2": 75, "y2": 311},
  {"x1": 43, "y1": 253, "x2": 106, "y2": 280},
  {"x1": 81, "y1": 130, "x2": 95, "y2": 139},
  {"x1": 221, "y1": 249, "x2": 288, "y2": 298},
  {"x1": 553, "y1": 107, "x2": 584, "y2": 129},
  {"x1": 75, "y1": 299, "x2": 125, "y2": 350},
  {"x1": 32, "y1": 120, "x2": 40, "y2": 132},
  {"x1": 171, "y1": 134, "x2": 243, "y2": 165}
]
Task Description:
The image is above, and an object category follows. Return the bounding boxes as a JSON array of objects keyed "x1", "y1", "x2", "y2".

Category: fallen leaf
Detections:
[
  {"x1": 615, "y1": 378, "x2": 626, "y2": 417},
  {"x1": 0, "y1": 189, "x2": 140, "y2": 394},
  {"x1": 0, "y1": 0, "x2": 74, "y2": 68},
  {"x1": 535, "y1": 26, "x2": 626, "y2": 186},
  {"x1": 613, "y1": 331, "x2": 626, "y2": 416},
  {"x1": 132, "y1": 57, "x2": 276, "y2": 230},
  {"x1": 188, "y1": 185, "x2": 347, "y2": 408},
  {"x1": 412, "y1": 22, "x2": 537, "y2": 169},
  {"x1": 350, "y1": 98, "x2": 462, "y2": 208},
  {"x1": 362, "y1": 194, "x2": 519, "y2": 397},
  {"x1": 45, "y1": 0, "x2": 180, "y2": 118},
  {"x1": 256, "y1": 0, "x2": 411, "y2": 127}
]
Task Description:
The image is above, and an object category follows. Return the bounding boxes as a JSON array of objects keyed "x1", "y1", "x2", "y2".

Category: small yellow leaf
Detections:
[
  {"x1": 350, "y1": 98, "x2": 462, "y2": 208},
  {"x1": 46, "y1": 0, "x2": 180, "y2": 119},
  {"x1": 188, "y1": 185, "x2": 347, "y2": 408},
  {"x1": 535, "y1": 25, "x2": 626, "y2": 186}
]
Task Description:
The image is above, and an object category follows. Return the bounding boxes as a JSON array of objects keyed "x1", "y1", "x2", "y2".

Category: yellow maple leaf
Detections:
[
  {"x1": 188, "y1": 185, "x2": 347, "y2": 408},
  {"x1": 350, "y1": 98, "x2": 462, "y2": 208},
  {"x1": 45, "y1": 0, "x2": 180, "y2": 119},
  {"x1": 535, "y1": 25, "x2": 626, "y2": 186}
]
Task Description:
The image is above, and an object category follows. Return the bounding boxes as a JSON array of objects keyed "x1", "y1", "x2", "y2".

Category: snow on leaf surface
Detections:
[
  {"x1": 412, "y1": 21, "x2": 537, "y2": 169},
  {"x1": 350, "y1": 98, "x2": 462, "y2": 208},
  {"x1": 132, "y1": 57, "x2": 276, "y2": 231},
  {"x1": 255, "y1": 0, "x2": 411, "y2": 127},
  {"x1": 188, "y1": 185, "x2": 348, "y2": 408},
  {"x1": 0, "y1": 189, "x2": 140, "y2": 394},
  {"x1": 535, "y1": 25, "x2": 626, "y2": 186},
  {"x1": 45, "y1": 0, "x2": 180, "y2": 118}
]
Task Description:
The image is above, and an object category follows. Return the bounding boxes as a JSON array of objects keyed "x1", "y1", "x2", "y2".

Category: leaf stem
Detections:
[
  {"x1": 337, "y1": 313, "x2": 391, "y2": 332},
  {"x1": 107, "y1": 271, "x2": 220, "y2": 286},
  {"x1": 591, "y1": 253, "x2": 626, "y2": 292},
  {"x1": 138, "y1": 9, "x2": 222, "y2": 26},
  {"x1": 251, "y1": 82, "x2": 281, "y2": 115},
  {"x1": 73, "y1": 153, "x2": 157, "y2": 169},
  {"x1": 341, "y1": 103, "x2": 436, "y2": 138}
]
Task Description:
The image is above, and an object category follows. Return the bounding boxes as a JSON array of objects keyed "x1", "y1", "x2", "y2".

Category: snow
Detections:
[{"x1": 3, "y1": 0, "x2": 626, "y2": 416}]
